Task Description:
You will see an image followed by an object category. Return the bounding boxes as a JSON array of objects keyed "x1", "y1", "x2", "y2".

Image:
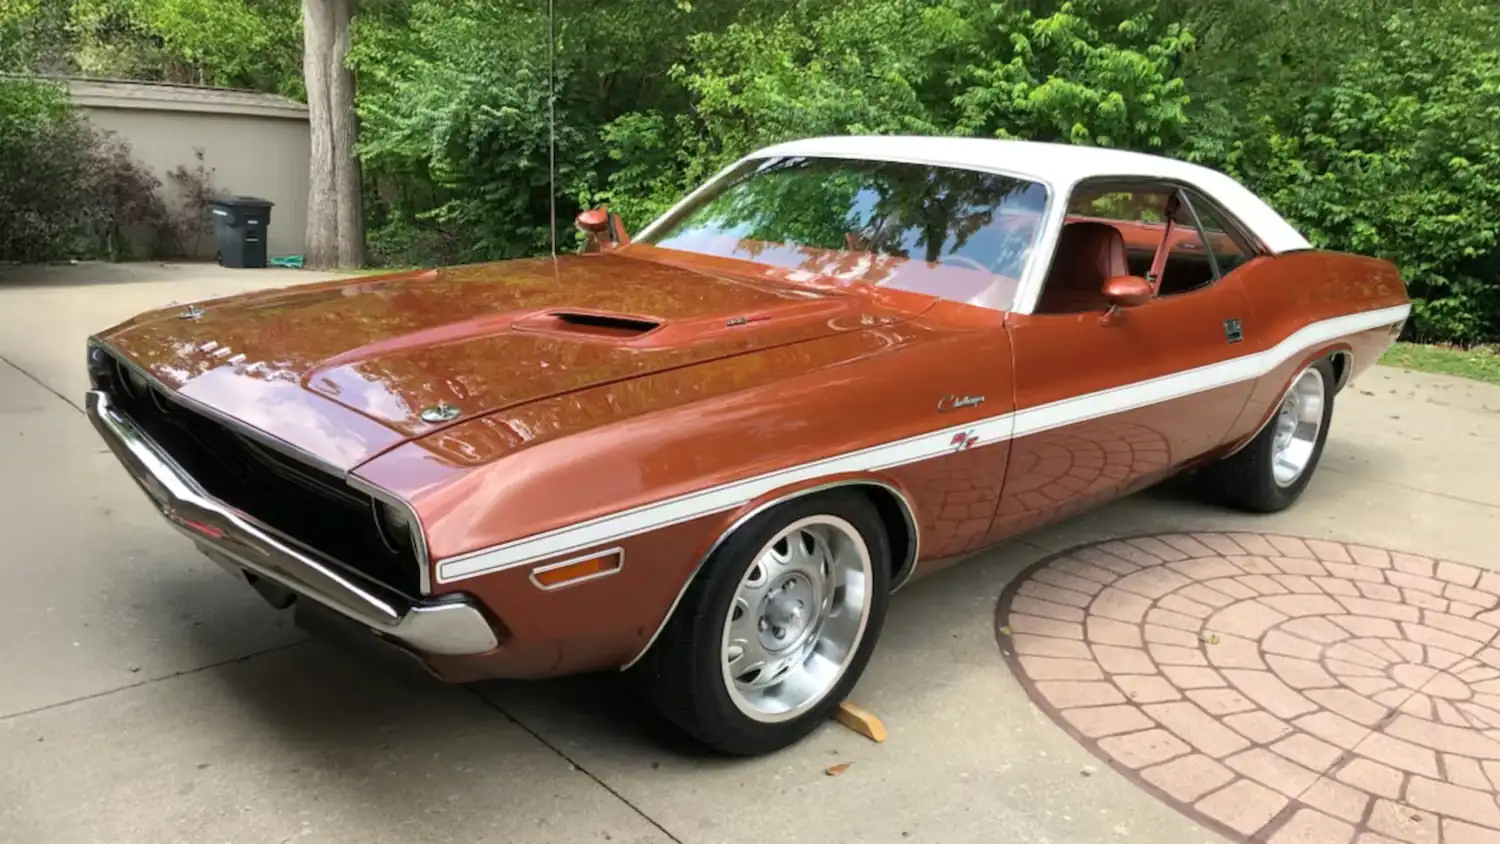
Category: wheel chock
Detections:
[{"x1": 832, "y1": 700, "x2": 887, "y2": 742}]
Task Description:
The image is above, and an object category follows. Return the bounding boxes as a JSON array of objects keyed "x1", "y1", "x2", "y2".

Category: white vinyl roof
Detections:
[{"x1": 750, "y1": 135, "x2": 1312, "y2": 254}]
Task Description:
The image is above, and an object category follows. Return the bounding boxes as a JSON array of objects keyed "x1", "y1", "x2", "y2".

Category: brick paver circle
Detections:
[{"x1": 997, "y1": 533, "x2": 1500, "y2": 843}]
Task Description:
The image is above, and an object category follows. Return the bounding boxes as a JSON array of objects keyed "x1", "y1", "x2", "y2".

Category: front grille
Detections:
[{"x1": 92, "y1": 350, "x2": 423, "y2": 597}]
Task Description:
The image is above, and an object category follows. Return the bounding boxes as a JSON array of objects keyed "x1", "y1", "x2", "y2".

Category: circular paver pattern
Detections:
[{"x1": 997, "y1": 533, "x2": 1500, "y2": 844}]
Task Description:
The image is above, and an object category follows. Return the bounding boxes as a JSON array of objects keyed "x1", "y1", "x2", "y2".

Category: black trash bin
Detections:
[{"x1": 209, "y1": 196, "x2": 275, "y2": 268}]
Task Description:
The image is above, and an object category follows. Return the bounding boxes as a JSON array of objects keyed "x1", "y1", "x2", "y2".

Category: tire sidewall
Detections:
[{"x1": 688, "y1": 490, "x2": 892, "y2": 754}]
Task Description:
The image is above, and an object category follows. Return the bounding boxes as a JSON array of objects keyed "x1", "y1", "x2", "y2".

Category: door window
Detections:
[
  {"x1": 1035, "y1": 181, "x2": 1258, "y2": 314},
  {"x1": 1181, "y1": 191, "x2": 1258, "y2": 276}
]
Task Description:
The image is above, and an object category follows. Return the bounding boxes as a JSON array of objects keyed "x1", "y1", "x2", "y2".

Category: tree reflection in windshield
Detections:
[{"x1": 640, "y1": 155, "x2": 1049, "y2": 311}]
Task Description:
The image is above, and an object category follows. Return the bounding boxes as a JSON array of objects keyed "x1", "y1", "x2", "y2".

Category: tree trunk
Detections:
[
  {"x1": 302, "y1": 0, "x2": 363, "y2": 269},
  {"x1": 302, "y1": 0, "x2": 337, "y2": 268},
  {"x1": 330, "y1": 0, "x2": 364, "y2": 268}
]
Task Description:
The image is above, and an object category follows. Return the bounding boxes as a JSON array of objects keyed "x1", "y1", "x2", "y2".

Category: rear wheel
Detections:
[
  {"x1": 633, "y1": 491, "x2": 890, "y2": 756},
  {"x1": 1201, "y1": 357, "x2": 1336, "y2": 513}
]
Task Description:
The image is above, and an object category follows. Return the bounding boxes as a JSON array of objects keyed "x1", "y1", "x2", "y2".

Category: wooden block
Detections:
[{"x1": 832, "y1": 700, "x2": 886, "y2": 742}]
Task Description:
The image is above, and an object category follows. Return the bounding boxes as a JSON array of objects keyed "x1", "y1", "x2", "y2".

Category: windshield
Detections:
[{"x1": 636, "y1": 155, "x2": 1050, "y2": 311}]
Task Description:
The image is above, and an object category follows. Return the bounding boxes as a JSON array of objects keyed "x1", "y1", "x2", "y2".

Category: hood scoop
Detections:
[{"x1": 514, "y1": 310, "x2": 662, "y2": 340}]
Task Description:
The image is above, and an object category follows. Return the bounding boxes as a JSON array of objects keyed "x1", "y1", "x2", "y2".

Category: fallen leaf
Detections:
[
  {"x1": 1201, "y1": 632, "x2": 1220, "y2": 646},
  {"x1": 825, "y1": 763, "x2": 852, "y2": 777},
  {"x1": 998, "y1": 625, "x2": 1012, "y2": 637}
]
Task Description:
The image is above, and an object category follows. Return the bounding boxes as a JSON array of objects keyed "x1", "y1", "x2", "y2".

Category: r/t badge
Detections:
[{"x1": 950, "y1": 430, "x2": 979, "y2": 452}]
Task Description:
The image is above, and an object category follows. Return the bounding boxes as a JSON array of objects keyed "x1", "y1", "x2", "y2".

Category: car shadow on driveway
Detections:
[
  {"x1": 134, "y1": 453, "x2": 1407, "y2": 782},
  {"x1": 183, "y1": 474, "x2": 1228, "y2": 764},
  {"x1": 128, "y1": 613, "x2": 675, "y2": 840}
]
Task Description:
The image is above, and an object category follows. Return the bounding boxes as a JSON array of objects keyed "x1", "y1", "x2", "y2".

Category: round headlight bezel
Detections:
[
  {"x1": 116, "y1": 361, "x2": 150, "y2": 399},
  {"x1": 373, "y1": 499, "x2": 421, "y2": 558}
]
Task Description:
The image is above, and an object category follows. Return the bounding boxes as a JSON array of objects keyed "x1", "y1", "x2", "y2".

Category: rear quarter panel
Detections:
[{"x1": 1219, "y1": 250, "x2": 1409, "y2": 449}]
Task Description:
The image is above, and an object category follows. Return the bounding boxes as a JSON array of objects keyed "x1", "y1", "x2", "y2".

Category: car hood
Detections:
[{"x1": 94, "y1": 252, "x2": 925, "y2": 471}]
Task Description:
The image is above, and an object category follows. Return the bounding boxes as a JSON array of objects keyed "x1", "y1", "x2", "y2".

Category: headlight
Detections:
[
  {"x1": 125, "y1": 367, "x2": 150, "y2": 398},
  {"x1": 375, "y1": 500, "x2": 421, "y2": 557},
  {"x1": 382, "y1": 501, "x2": 412, "y2": 534}
]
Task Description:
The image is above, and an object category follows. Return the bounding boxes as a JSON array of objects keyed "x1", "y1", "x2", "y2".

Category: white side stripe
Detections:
[
  {"x1": 1011, "y1": 304, "x2": 1407, "y2": 437},
  {"x1": 436, "y1": 304, "x2": 1408, "y2": 584}
]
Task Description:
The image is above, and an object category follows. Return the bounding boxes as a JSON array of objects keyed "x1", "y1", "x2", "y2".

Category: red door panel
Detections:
[
  {"x1": 883, "y1": 308, "x2": 1016, "y2": 568},
  {"x1": 987, "y1": 279, "x2": 1255, "y2": 543}
]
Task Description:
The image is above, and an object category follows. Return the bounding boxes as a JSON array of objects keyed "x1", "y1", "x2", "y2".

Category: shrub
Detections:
[
  {"x1": 0, "y1": 76, "x2": 94, "y2": 261},
  {"x1": 365, "y1": 212, "x2": 463, "y2": 268},
  {"x1": 80, "y1": 131, "x2": 172, "y2": 260},
  {"x1": 0, "y1": 76, "x2": 187, "y2": 262},
  {"x1": 161, "y1": 149, "x2": 227, "y2": 257}
]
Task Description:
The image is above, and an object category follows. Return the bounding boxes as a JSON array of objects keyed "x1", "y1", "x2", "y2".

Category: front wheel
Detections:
[
  {"x1": 1200, "y1": 356, "x2": 1336, "y2": 513},
  {"x1": 633, "y1": 491, "x2": 890, "y2": 756}
]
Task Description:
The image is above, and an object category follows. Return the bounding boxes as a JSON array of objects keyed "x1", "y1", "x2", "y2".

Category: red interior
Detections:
[{"x1": 635, "y1": 208, "x2": 1243, "y2": 314}]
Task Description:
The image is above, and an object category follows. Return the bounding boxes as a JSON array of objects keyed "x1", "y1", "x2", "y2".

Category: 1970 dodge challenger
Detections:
[{"x1": 86, "y1": 136, "x2": 1409, "y2": 755}]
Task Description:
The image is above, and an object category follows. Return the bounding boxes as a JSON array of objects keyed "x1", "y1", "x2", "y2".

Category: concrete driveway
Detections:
[{"x1": 2, "y1": 261, "x2": 1498, "y2": 844}]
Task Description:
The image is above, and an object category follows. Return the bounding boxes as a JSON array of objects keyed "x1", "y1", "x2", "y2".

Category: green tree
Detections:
[
  {"x1": 954, "y1": 1, "x2": 1193, "y2": 149},
  {"x1": 1175, "y1": 0, "x2": 1500, "y2": 342},
  {"x1": 66, "y1": 0, "x2": 304, "y2": 95},
  {"x1": 599, "y1": 0, "x2": 1194, "y2": 231},
  {"x1": 4, "y1": 0, "x2": 1500, "y2": 342}
]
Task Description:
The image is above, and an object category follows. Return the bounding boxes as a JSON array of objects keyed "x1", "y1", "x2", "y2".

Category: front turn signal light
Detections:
[{"x1": 529, "y1": 549, "x2": 624, "y2": 590}]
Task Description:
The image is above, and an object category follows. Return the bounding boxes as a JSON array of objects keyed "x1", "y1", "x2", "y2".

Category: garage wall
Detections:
[{"x1": 66, "y1": 79, "x2": 310, "y2": 261}]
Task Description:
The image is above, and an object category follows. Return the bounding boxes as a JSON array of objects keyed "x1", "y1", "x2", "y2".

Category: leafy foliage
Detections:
[
  {"x1": 954, "y1": 2, "x2": 1193, "y2": 149},
  {"x1": 67, "y1": 0, "x2": 304, "y2": 95},
  {"x1": 0, "y1": 77, "x2": 202, "y2": 261},
  {"x1": 347, "y1": 0, "x2": 571, "y2": 263},
  {"x1": 0, "y1": 77, "x2": 82, "y2": 259},
  {"x1": 347, "y1": 0, "x2": 776, "y2": 264},
  {"x1": 3, "y1": 0, "x2": 1500, "y2": 342},
  {"x1": 1175, "y1": 0, "x2": 1500, "y2": 343},
  {"x1": 599, "y1": 0, "x2": 1194, "y2": 231}
]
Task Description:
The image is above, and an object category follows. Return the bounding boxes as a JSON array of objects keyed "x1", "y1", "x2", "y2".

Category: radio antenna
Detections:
[{"x1": 546, "y1": 0, "x2": 557, "y2": 257}]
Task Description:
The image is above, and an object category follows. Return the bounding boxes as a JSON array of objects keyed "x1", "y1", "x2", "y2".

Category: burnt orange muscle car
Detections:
[{"x1": 86, "y1": 136, "x2": 1410, "y2": 756}]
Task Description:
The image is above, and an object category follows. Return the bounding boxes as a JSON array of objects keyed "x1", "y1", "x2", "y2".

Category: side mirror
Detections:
[
  {"x1": 575, "y1": 207, "x2": 630, "y2": 252},
  {"x1": 1101, "y1": 275, "x2": 1153, "y2": 307},
  {"x1": 1098, "y1": 275, "x2": 1153, "y2": 326}
]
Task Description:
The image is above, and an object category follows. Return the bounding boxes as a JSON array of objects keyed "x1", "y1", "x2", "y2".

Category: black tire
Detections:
[
  {"x1": 631, "y1": 490, "x2": 891, "y2": 756},
  {"x1": 1200, "y1": 356, "x2": 1337, "y2": 513}
]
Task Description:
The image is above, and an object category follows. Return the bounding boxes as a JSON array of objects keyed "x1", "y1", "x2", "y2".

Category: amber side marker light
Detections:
[{"x1": 529, "y1": 548, "x2": 624, "y2": 590}]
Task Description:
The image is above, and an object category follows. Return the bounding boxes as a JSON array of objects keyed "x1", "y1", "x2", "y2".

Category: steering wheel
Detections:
[{"x1": 940, "y1": 254, "x2": 992, "y2": 274}]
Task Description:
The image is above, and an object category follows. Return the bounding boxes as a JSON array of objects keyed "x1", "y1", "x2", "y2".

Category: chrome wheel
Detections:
[
  {"x1": 720, "y1": 515, "x2": 873, "y2": 723},
  {"x1": 1271, "y1": 366, "x2": 1326, "y2": 487}
]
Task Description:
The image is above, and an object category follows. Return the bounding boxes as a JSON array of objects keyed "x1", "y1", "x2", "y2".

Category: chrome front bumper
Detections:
[{"x1": 85, "y1": 389, "x2": 500, "y2": 657}]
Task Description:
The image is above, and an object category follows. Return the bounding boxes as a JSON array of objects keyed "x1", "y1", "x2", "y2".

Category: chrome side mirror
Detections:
[{"x1": 576, "y1": 208, "x2": 630, "y2": 252}]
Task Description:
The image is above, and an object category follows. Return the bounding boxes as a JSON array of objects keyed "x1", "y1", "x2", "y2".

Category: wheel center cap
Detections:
[
  {"x1": 760, "y1": 574, "x2": 815, "y2": 649},
  {"x1": 765, "y1": 595, "x2": 802, "y2": 627}
]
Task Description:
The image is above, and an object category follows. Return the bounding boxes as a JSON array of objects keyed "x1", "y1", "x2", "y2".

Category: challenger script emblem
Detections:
[
  {"x1": 937, "y1": 394, "x2": 985, "y2": 412},
  {"x1": 420, "y1": 402, "x2": 462, "y2": 423}
]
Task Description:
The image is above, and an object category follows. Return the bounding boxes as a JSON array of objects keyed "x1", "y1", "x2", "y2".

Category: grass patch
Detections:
[{"x1": 1380, "y1": 342, "x2": 1500, "y2": 386}]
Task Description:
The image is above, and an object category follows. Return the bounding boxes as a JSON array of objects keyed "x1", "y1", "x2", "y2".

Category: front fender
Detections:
[{"x1": 352, "y1": 313, "x2": 1012, "y2": 675}]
